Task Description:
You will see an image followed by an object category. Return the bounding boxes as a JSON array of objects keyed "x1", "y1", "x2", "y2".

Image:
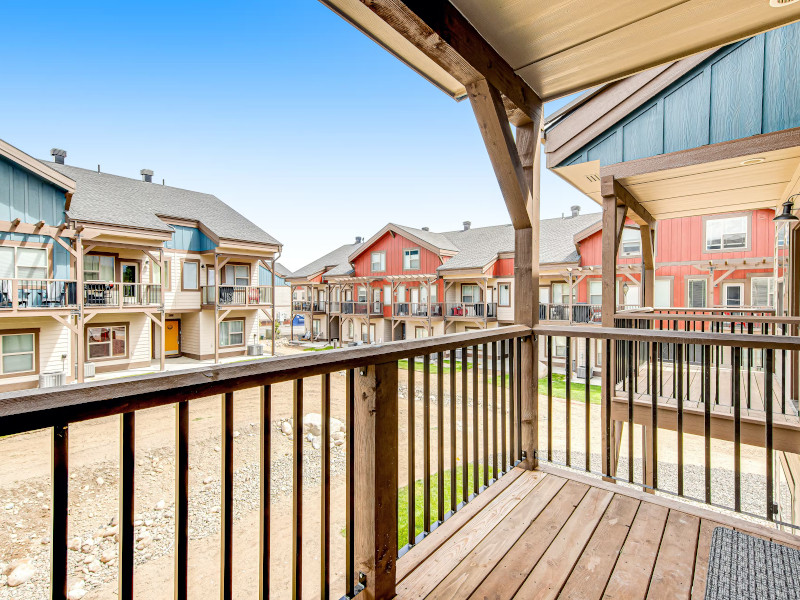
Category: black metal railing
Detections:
[{"x1": 393, "y1": 302, "x2": 444, "y2": 318}]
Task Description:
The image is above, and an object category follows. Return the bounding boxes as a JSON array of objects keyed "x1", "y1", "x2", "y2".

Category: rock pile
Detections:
[{"x1": 277, "y1": 413, "x2": 347, "y2": 449}]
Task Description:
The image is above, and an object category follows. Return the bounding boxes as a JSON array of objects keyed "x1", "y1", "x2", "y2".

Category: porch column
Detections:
[
  {"x1": 76, "y1": 235, "x2": 85, "y2": 384},
  {"x1": 640, "y1": 224, "x2": 655, "y2": 308},
  {"x1": 214, "y1": 254, "x2": 220, "y2": 363},
  {"x1": 600, "y1": 178, "x2": 622, "y2": 478},
  {"x1": 271, "y1": 257, "x2": 277, "y2": 355},
  {"x1": 468, "y1": 77, "x2": 541, "y2": 469}
]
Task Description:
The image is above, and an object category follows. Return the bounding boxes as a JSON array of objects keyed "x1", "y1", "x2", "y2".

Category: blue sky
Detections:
[{"x1": 0, "y1": 1, "x2": 590, "y2": 271}]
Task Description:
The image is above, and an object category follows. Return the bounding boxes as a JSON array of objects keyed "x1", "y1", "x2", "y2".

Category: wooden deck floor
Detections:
[{"x1": 395, "y1": 464, "x2": 800, "y2": 600}]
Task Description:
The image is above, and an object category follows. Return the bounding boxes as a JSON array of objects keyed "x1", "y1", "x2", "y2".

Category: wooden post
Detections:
[
  {"x1": 159, "y1": 312, "x2": 166, "y2": 372},
  {"x1": 271, "y1": 257, "x2": 277, "y2": 356},
  {"x1": 76, "y1": 235, "x2": 85, "y2": 384},
  {"x1": 601, "y1": 178, "x2": 620, "y2": 478},
  {"x1": 214, "y1": 254, "x2": 220, "y2": 364},
  {"x1": 354, "y1": 361, "x2": 398, "y2": 599},
  {"x1": 640, "y1": 223, "x2": 655, "y2": 308},
  {"x1": 427, "y1": 279, "x2": 432, "y2": 336}
]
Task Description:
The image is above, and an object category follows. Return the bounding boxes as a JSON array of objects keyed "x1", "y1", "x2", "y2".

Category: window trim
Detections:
[
  {"x1": 222, "y1": 262, "x2": 251, "y2": 286},
  {"x1": 686, "y1": 277, "x2": 708, "y2": 308},
  {"x1": 703, "y1": 212, "x2": 751, "y2": 253},
  {"x1": 402, "y1": 248, "x2": 421, "y2": 271},
  {"x1": 750, "y1": 275, "x2": 775, "y2": 308},
  {"x1": 180, "y1": 259, "x2": 201, "y2": 291},
  {"x1": 0, "y1": 329, "x2": 39, "y2": 378},
  {"x1": 219, "y1": 317, "x2": 246, "y2": 348},
  {"x1": 85, "y1": 322, "x2": 129, "y2": 362},
  {"x1": 84, "y1": 252, "x2": 118, "y2": 283},
  {"x1": 498, "y1": 282, "x2": 511, "y2": 307},
  {"x1": 619, "y1": 227, "x2": 642, "y2": 257},
  {"x1": 371, "y1": 251, "x2": 386, "y2": 273},
  {"x1": 722, "y1": 281, "x2": 745, "y2": 308}
]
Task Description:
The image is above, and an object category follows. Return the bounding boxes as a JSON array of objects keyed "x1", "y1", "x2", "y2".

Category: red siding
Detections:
[
  {"x1": 352, "y1": 231, "x2": 442, "y2": 276},
  {"x1": 492, "y1": 258, "x2": 514, "y2": 277}
]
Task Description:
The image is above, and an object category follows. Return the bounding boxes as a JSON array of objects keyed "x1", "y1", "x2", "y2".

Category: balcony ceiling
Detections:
[{"x1": 319, "y1": 0, "x2": 800, "y2": 103}]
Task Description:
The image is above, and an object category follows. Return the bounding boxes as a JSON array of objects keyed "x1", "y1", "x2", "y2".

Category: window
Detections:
[
  {"x1": 723, "y1": 283, "x2": 743, "y2": 307},
  {"x1": 348, "y1": 321, "x2": 354, "y2": 338},
  {"x1": 539, "y1": 287, "x2": 550, "y2": 303},
  {"x1": 705, "y1": 215, "x2": 748, "y2": 251},
  {"x1": 751, "y1": 277, "x2": 775, "y2": 307},
  {"x1": 164, "y1": 260, "x2": 172, "y2": 291},
  {"x1": 554, "y1": 336, "x2": 568, "y2": 358},
  {"x1": 654, "y1": 279, "x2": 672, "y2": 308},
  {"x1": 312, "y1": 319, "x2": 321, "y2": 336},
  {"x1": 357, "y1": 286, "x2": 367, "y2": 302},
  {"x1": 87, "y1": 325, "x2": 127, "y2": 360},
  {"x1": 17, "y1": 248, "x2": 47, "y2": 279},
  {"x1": 687, "y1": 279, "x2": 707, "y2": 308},
  {"x1": 499, "y1": 283, "x2": 511, "y2": 306},
  {"x1": 620, "y1": 228, "x2": 641, "y2": 256},
  {"x1": 84, "y1": 255, "x2": 115, "y2": 282},
  {"x1": 0, "y1": 248, "x2": 13, "y2": 279},
  {"x1": 415, "y1": 326, "x2": 428, "y2": 338},
  {"x1": 777, "y1": 225, "x2": 789, "y2": 248},
  {"x1": 552, "y1": 282, "x2": 574, "y2": 304},
  {"x1": 589, "y1": 280, "x2": 602, "y2": 305},
  {"x1": 224, "y1": 265, "x2": 249, "y2": 286},
  {"x1": 461, "y1": 284, "x2": 481, "y2": 303},
  {"x1": 403, "y1": 248, "x2": 420, "y2": 270},
  {"x1": 0, "y1": 332, "x2": 35, "y2": 374},
  {"x1": 182, "y1": 260, "x2": 199, "y2": 290},
  {"x1": 383, "y1": 285, "x2": 391, "y2": 305},
  {"x1": 371, "y1": 252, "x2": 386, "y2": 273},
  {"x1": 219, "y1": 319, "x2": 244, "y2": 347}
]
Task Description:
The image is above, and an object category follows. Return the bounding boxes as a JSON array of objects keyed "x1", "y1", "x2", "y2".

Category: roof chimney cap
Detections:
[
  {"x1": 422, "y1": 226, "x2": 429, "y2": 231},
  {"x1": 355, "y1": 236, "x2": 363, "y2": 244},
  {"x1": 463, "y1": 221, "x2": 471, "y2": 231},
  {"x1": 570, "y1": 205, "x2": 580, "y2": 217},
  {"x1": 50, "y1": 148, "x2": 67, "y2": 164},
  {"x1": 140, "y1": 169, "x2": 154, "y2": 183}
]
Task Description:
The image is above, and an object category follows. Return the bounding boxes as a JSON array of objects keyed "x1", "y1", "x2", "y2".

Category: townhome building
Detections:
[{"x1": 0, "y1": 139, "x2": 281, "y2": 392}]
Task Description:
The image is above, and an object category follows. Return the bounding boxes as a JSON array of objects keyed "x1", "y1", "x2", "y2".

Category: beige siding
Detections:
[
  {"x1": 0, "y1": 316, "x2": 71, "y2": 388},
  {"x1": 179, "y1": 312, "x2": 202, "y2": 357},
  {"x1": 86, "y1": 313, "x2": 151, "y2": 370},
  {"x1": 496, "y1": 278, "x2": 514, "y2": 322}
]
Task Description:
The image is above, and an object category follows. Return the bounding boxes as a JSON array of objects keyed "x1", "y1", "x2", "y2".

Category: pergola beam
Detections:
[
  {"x1": 601, "y1": 177, "x2": 655, "y2": 227},
  {"x1": 359, "y1": 0, "x2": 542, "y2": 124}
]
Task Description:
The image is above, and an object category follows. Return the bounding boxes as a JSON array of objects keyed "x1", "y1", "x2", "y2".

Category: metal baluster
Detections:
[
  {"x1": 703, "y1": 347, "x2": 711, "y2": 505},
  {"x1": 604, "y1": 339, "x2": 612, "y2": 478},
  {"x1": 509, "y1": 340, "x2": 515, "y2": 466},
  {"x1": 407, "y1": 357, "x2": 415, "y2": 545},
  {"x1": 437, "y1": 352, "x2": 445, "y2": 523},
  {"x1": 566, "y1": 337, "x2": 571, "y2": 467},
  {"x1": 547, "y1": 337, "x2": 553, "y2": 462},
  {"x1": 516, "y1": 338, "x2": 522, "y2": 462},
  {"x1": 747, "y1": 322, "x2": 753, "y2": 410},
  {"x1": 492, "y1": 342, "x2": 498, "y2": 482},
  {"x1": 500, "y1": 340, "x2": 507, "y2": 474},
  {"x1": 733, "y1": 348, "x2": 742, "y2": 513},
  {"x1": 585, "y1": 338, "x2": 591, "y2": 472},
  {"x1": 176, "y1": 401, "x2": 189, "y2": 600},
  {"x1": 651, "y1": 342, "x2": 658, "y2": 490},
  {"x1": 482, "y1": 344, "x2": 489, "y2": 488},
  {"x1": 52, "y1": 424, "x2": 69, "y2": 600},
  {"x1": 450, "y1": 350, "x2": 457, "y2": 513},
  {"x1": 423, "y1": 354, "x2": 431, "y2": 532},
  {"x1": 766, "y1": 349, "x2": 775, "y2": 521},
  {"x1": 258, "y1": 389, "x2": 270, "y2": 599},
  {"x1": 345, "y1": 370, "x2": 355, "y2": 596},
  {"x1": 628, "y1": 339, "x2": 634, "y2": 483},
  {"x1": 119, "y1": 412, "x2": 135, "y2": 600},
  {"x1": 473, "y1": 345, "x2": 480, "y2": 495},
  {"x1": 461, "y1": 347, "x2": 469, "y2": 503},
  {"x1": 321, "y1": 375, "x2": 331, "y2": 599}
]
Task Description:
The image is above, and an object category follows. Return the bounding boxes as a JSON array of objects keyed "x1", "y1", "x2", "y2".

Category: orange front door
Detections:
[{"x1": 165, "y1": 320, "x2": 180, "y2": 355}]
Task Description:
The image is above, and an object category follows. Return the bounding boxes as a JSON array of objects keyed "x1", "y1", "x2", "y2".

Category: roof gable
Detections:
[{"x1": 349, "y1": 223, "x2": 457, "y2": 262}]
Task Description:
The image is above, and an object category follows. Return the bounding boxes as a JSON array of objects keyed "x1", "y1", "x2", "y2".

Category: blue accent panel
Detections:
[
  {"x1": 623, "y1": 104, "x2": 662, "y2": 161},
  {"x1": 663, "y1": 73, "x2": 709, "y2": 154},
  {"x1": 164, "y1": 224, "x2": 216, "y2": 251},
  {"x1": 709, "y1": 36, "x2": 764, "y2": 144},
  {"x1": 555, "y1": 23, "x2": 800, "y2": 169},
  {"x1": 53, "y1": 243, "x2": 70, "y2": 279},
  {"x1": 764, "y1": 25, "x2": 800, "y2": 134},
  {"x1": 587, "y1": 133, "x2": 620, "y2": 165},
  {"x1": 0, "y1": 156, "x2": 66, "y2": 225},
  {"x1": 259, "y1": 264, "x2": 287, "y2": 286}
]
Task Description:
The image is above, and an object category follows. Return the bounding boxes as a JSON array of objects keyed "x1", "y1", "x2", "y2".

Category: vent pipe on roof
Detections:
[
  {"x1": 140, "y1": 169, "x2": 154, "y2": 183},
  {"x1": 422, "y1": 227, "x2": 429, "y2": 231},
  {"x1": 355, "y1": 236, "x2": 363, "y2": 244},
  {"x1": 50, "y1": 148, "x2": 67, "y2": 165},
  {"x1": 463, "y1": 221, "x2": 471, "y2": 231},
  {"x1": 570, "y1": 205, "x2": 581, "y2": 218}
]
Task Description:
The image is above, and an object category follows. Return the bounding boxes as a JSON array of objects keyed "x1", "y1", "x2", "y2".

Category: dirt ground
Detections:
[{"x1": 0, "y1": 350, "x2": 781, "y2": 599}]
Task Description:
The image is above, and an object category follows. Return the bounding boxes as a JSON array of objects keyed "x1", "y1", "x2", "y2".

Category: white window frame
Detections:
[
  {"x1": 750, "y1": 276, "x2": 775, "y2": 308},
  {"x1": 84, "y1": 254, "x2": 115, "y2": 282},
  {"x1": 554, "y1": 336, "x2": 568, "y2": 358},
  {"x1": 687, "y1": 278, "x2": 707, "y2": 308},
  {"x1": 654, "y1": 278, "x2": 672, "y2": 309},
  {"x1": 86, "y1": 325, "x2": 127, "y2": 360},
  {"x1": 704, "y1": 214, "x2": 749, "y2": 252},
  {"x1": 498, "y1": 282, "x2": 511, "y2": 307},
  {"x1": 723, "y1": 282, "x2": 744, "y2": 307},
  {"x1": 461, "y1": 284, "x2": 481, "y2": 303},
  {"x1": 371, "y1": 251, "x2": 386, "y2": 273},
  {"x1": 403, "y1": 248, "x2": 420, "y2": 270},
  {"x1": 620, "y1": 228, "x2": 641, "y2": 257},
  {"x1": 182, "y1": 261, "x2": 199, "y2": 290},
  {"x1": 589, "y1": 280, "x2": 602, "y2": 305},
  {"x1": 219, "y1": 319, "x2": 245, "y2": 347},
  {"x1": 0, "y1": 332, "x2": 36, "y2": 375}
]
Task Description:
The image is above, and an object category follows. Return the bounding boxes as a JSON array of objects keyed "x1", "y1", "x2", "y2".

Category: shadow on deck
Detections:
[{"x1": 396, "y1": 464, "x2": 800, "y2": 599}]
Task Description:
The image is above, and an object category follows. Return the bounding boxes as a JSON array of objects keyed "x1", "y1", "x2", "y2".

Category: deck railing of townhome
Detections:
[
  {"x1": 83, "y1": 282, "x2": 161, "y2": 307},
  {"x1": 292, "y1": 300, "x2": 312, "y2": 312},
  {"x1": 444, "y1": 302, "x2": 497, "y2": 318},
  {"x1": 538, "y1": 303, "x2": 602, "y2": 323},
  {"x1": 341, "y1": 301, "x2": 368, "y2": 315},
  {"x1": 0, "y1": 279, "x2": 79, "y2": 309},
  {"x1": 0, "y1": 325, "x2": 528, "y2": 599},
  {"x1": 393, "y1": 302, "x2": 444, "y2": 318},
  {"x1": 203, "y1": 285, "x2": 273, "y2": 306},
  {"x1": 535, "y1": 320, "x2": 800, "y2": 531}
]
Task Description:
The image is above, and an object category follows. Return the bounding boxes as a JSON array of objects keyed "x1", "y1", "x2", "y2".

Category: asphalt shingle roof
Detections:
[
  {"x1": 436, "y1": 212, "x2": 601, "y2": 271},
  {"x1": 43, "y1": 162, "x2": 280, "y2": 247},
  {"x1": 291, "y1": 242, "x2": 362, "y2": 279},
  {"x1": 392, "y1": 224, "x2": 459, "y2": 252}
]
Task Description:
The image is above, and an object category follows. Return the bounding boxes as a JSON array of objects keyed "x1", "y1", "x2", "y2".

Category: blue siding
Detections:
[
  {"x1": 0, "y1": 157, "x2": 66, "y2": 226},
  {"x1": 258, "y1": 264, "x2": 288, "y2": 286},
  {"x1": 557, "y1": 23, "x2": 800, "y2": 169},
  {"x1": 164, "y1": 224, "x2": 216, "y2": 251}
]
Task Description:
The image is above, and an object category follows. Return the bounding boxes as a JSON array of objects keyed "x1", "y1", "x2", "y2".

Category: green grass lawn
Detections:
[
  {"x1": 539, "y1": 373, "x2": 601, "y2": 404},
  {"x1": 397, "y1": 464, "x2": 486, "y2": 545},
  {"x1": 302, "y1": 345, "x2": 335, "y2": 352}
]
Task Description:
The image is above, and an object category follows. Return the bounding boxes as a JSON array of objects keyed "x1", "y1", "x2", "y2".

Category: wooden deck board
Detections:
[{"x1": 397, "y1": 465, "x2": 800, "y2": 600}]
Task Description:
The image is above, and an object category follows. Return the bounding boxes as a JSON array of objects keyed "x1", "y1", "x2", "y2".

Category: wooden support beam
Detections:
[
  {"x1": 52, "y1": 236, "x2": 78, "y2": 259},
  {"x1": 614, "y1": 206, "x2": 627, "y2": 252},
  {"x1": 467, "y1": 78, "x2": 532, "y2": 230},
  {"x1": 601, "y1": 186, "x2": 620, "y2": 478},
  {"x1": 355, "y1": 361, "x2": 398, "y2": 600},
  {"x1": 640, "y1": 223, "x2": 655, "y2": 308},
  {"x1": 601, "y1": 177, "x2": 655, "y2": 227},
  {"x1": 142, "y1": 250, "x2": 162, "y2": 269},
  {"x1": 51, "y1": 314, "x2": 78, "y2": 335},
  {"x1": 358, "y1": 0, "x2": 542, "y2": 123}
]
